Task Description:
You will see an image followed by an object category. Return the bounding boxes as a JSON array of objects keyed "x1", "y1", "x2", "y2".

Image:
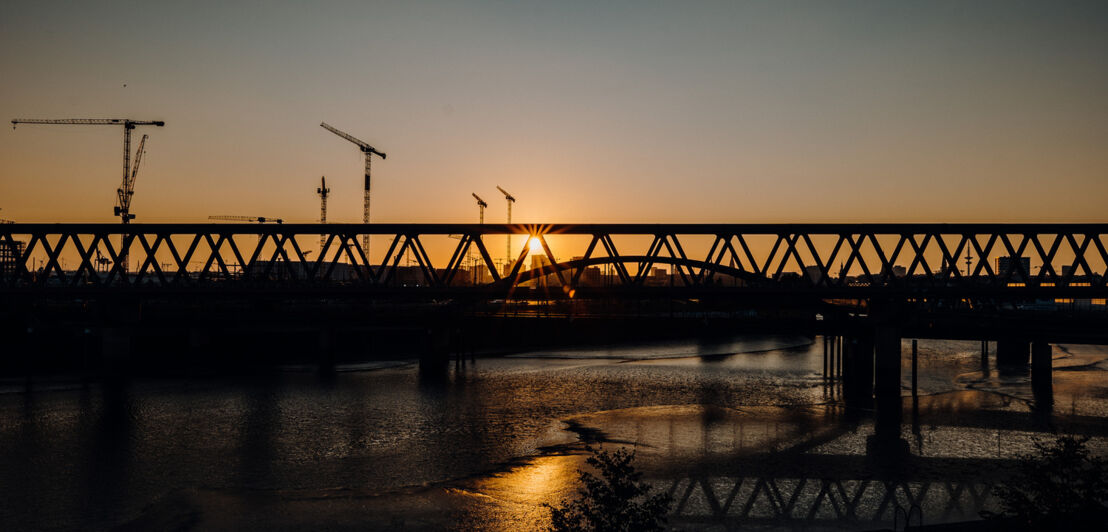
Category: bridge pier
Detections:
[
  {"x1": 874, "y1": 326, "x2": 902, "y2": 399},
  {"x1": 980, "y1": 340, "x2": 991, "y2": 378},
  {"x1": 911, "y1": 339, "x2": 918, "y2": 396},
  {"x1": 868, "y1": 391, "x2": 910, "y2": 466},
  {"x1": 996, "y1": 338, "x2": 1030, "y2": 367},
  {"x1": 317, "y1": 328, "x2": 335, "y2": 371},
  {"x1": 187, "y1": 328, "x2": 211, "y2": 352},
  {"x1": 836, "y1": 335, "x2": 843, "y2": 377},
  {"x1": 824, "y1": 336, "x2": 833, "y2": 378},
  {"x1": 1031, "y1": 341, "x2": 1053, "y2": 391},
  {"x1": 842, "y1": 333, "x2": 874, "y2": 404},
  {"x1": 101, "y1": 327, "x2": 133, "y2": 370},
  {"x1": 1031, "y1": 341, "x2": 1054, "y2": 424},
  {"x1": 823, "y1": 336, "x2": 829, "y2": 377},
  {"x1": 418, "y1": 325, "x2": 451, "y2": 379},
  {"x1": 19, "y1": 324, "x2": 35, "y2": 380}
]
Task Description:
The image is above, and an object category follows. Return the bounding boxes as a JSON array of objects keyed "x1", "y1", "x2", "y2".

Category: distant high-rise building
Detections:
[
  {"x1": 531, "y1": 254, "x2": 551, "y2": 270},
  {"x1": 530, "y1": 255, "x2": 556, "y2": 288},
  {"x1": 995, "y1": 256, "x2": 1031, "y2": 280},
  {"x1": 581, "y1": 266, "x2": 602, "y2": 285},
  {"x1": 644, "y1": 266, "x2": 671, "y2": 286},
  {"x1": 888, "y1": 265, "x2": 907, "y2": 278},
  {"x1": 804, "y1": 265, "x2": 823, "y2": 284},
  {"x1": 0, "y1": 240, "x2": 25, "y2": 277}
]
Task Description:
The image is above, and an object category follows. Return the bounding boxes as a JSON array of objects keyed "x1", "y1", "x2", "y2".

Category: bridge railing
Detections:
[{"x1": 1, "y1": 223, "x2": 1106, "y2": 297}]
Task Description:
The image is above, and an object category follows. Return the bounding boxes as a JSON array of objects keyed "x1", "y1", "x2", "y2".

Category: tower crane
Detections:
[
  {"x1": 10, "y1": 118, "x2": 165, "y2": 223},
  {"x1": 468, "y1": 193, "x2": 489, "y2": 283},
  {"x1": 472, "y1": 193, "x2": 487, "y2": 224},
  {"x1": 496, "y1": 186, "x2": 516, "y2": 268},
  {"x1": 316, "y1": 176, "x2": 330, "y2": 251},
  {"x1": 320, "y1": 122, "x2": 386, "y2": 258},
  {"x1": 208, "y1": 215, "x2": 284, "y2": 224}
]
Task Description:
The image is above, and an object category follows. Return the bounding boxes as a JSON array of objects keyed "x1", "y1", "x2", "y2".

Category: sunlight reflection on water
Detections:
[{"x1": 1, "y1": 336, "x2": 1107, "y2": 530}]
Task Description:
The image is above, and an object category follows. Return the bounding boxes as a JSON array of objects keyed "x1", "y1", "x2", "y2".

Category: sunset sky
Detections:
[{"x1": 2, "y1": 1, "x2": 1107, "y2": 225}]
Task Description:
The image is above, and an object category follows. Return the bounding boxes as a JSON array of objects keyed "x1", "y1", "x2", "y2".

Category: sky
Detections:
[{"x1": 2, "y1": 1, "x2": 1107, "y2": 225}]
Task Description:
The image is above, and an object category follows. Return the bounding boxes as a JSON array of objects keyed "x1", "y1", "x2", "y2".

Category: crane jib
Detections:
[{"x1": 11, "y1": 118, "x2": 164, "y2": 127}]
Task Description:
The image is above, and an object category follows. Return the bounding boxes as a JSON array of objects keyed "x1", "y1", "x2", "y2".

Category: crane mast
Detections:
[
  {"x1": 316, "y1": 176, "x2": 330, "y2": 250},
  {"x1": 10, "y1": 118, "x2": 165, "y2": 223},
  {"x1": 469, "y1": 193, "x2": 489, "y2": 283},
  {"x1": 496, "y1": 186, "x2": 516, "y2": 271},
  {"x1": 320, "y1": 122, "x2": 386, "y2": 259},
  {"x1": 115, "y1": 134, "x2": 147, "y2": 222},
  {"x1": 472, "y1": 193, "x2": 487, "y2": 224}
]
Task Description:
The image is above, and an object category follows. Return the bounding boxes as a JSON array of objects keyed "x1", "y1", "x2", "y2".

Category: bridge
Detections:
[
  {"x1": 3, "y1": 223, "x2": 1106, "y2": 398},
  {"x1": 2, "y1": 222, "x2": 1106, "y2": 298}
]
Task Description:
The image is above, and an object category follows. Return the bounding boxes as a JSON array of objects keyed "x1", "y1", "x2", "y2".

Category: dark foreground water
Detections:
[{"x1": 2, "y1": 335, "x2": 1107, "y2": 530}]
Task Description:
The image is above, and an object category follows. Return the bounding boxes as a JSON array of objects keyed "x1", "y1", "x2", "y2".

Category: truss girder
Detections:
[{"x1": 1, "y1": 224, "x2": 1105, "y2": 298}]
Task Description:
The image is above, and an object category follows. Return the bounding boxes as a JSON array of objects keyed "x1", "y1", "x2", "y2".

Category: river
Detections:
[{"x1": 2, "y1": 334, "x2": 1107, "y2": 530}]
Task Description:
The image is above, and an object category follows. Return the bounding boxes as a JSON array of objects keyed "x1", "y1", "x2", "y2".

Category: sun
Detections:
[{"x1": 528, "y1": 237, "x2": 544, "y2": 254}]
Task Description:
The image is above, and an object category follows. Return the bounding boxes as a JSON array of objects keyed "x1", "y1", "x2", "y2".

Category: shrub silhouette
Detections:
[
  {"x1": 546, "y1": 445, "x2": 673, "y2": 532},
  {"x1": 985, "y1": 435, "x2": 1108, "y2": 530}
]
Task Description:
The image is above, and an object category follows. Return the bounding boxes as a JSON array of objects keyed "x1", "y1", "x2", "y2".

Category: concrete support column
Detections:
[
  {"x1": 911, "y1": 339, "x2": 918, "y2": 396},
  {"x1": 188, "y1": 328, "x2": 211, "y2": 351},
  {"x1": 836, "y1": 336, "x2": 843, "y2": 377},
  {"x1": 823, "y1": 336, "x2": 829, "y2": 377},
  {"x1": 874, "y1": 327, "x2": 902, "y2": 398},
  {"x1": 843, "y1": 334, "x2": 874, "y2": 404},
  {"x1": 980, "y1": 340, "x2": 991, "y2": 378},
  {"x1": 101, "y1": 327, "x2": 133, "y2": 375},
  {"x1": 996, "y1": 338, "x2": 1030, "y2": 367},
  {"x1": 868, "y1": 389, "x2": 910, "y2": 465},
  {"x1": 21, "y1": 324, "x2": 35, "y2": 379},
  {"x1": 418, "y1": 326, "x2": 450, "y2": 379},
  {"x1": 81, "y1": 327, "x2": 95, "y2": 377},
  {"x1": 317, "y1": 328, "x2": 334, "y2": 371},
  {"x1": 102, "y1": 328, "x2": 132, "y2": 362},
  {"x1": 1031, "y1": 342, "x2": 1053, "y2": 391}
]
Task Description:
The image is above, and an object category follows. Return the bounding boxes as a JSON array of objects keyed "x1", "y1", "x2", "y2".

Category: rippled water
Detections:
[{"x1": 2, "y1": 336, "x2": 1107, "y2": 530}]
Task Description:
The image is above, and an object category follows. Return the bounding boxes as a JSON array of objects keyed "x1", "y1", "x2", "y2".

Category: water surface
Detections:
[{"x1": 2, "y1": 336, "x2": 1107, "y2": 530}]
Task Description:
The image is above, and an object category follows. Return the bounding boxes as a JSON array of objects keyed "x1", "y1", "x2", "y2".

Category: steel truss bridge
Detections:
[{"x1": 1, "y1": 223, "x2": 1107, "y2": 300}]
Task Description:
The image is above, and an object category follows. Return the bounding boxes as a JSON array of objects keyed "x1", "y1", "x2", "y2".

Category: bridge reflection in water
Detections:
[{"x1": 463, "y1": 386, "x2": 1105, "y2": 530}]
